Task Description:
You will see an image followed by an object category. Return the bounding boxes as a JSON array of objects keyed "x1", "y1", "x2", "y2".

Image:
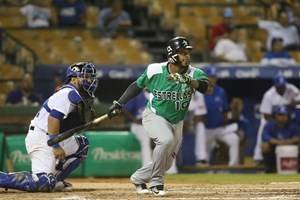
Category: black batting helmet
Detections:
[{"x1": 166, "y1": 36, "x2": 193, "y2": 64}]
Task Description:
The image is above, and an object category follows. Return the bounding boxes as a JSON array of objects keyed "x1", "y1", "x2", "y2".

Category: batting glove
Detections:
[
  {"x1": 169, "y1": 73, "x2": 192, "y2": 84},
  {"x1": 108, "y1": 100, "x2": 122, "y2": 119}
]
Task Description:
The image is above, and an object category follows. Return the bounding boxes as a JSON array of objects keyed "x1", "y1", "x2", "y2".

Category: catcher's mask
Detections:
[{"x1": 66, "y1": 62, "x2": 98, "y2": 97}]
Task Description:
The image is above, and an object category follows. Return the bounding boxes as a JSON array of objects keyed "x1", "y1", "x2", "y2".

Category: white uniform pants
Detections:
[
  {"x1": 206, "y1": 126, "x2": 240, "y2": 166},
  {"x1": 194, "y1": 122, "x2": 208, "y2": 161},
  {"x1": 25, "y1": 126, "x2": 80, "y2": 175},
  {"x1": 253, "y1": 118, "x2": 266, "y2": 161}
]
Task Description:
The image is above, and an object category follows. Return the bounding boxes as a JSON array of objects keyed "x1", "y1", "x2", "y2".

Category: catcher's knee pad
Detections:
[
  {"x1": 56, "y1": 135, "x2": 89, "y2": 181},
  {"x1": 0, "y1": 171, "x2": 56, "y2": 192}
]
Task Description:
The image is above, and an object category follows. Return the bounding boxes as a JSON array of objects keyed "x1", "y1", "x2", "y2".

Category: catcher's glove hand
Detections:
[
  {"x1": 108, "y1": 100, "x2": 122, "y2": 119},
  {"x1": 168, "y1": 73, "x2": 192, "y2": 84}
]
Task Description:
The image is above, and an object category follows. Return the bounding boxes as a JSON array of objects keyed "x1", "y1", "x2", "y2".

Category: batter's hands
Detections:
[
  {"x1": 108, "y1": 100, "x2": 122, "y2": 119},
  {"x1": 53, "y1": 146, "x2": 66, "y2": 161},
  {"x1": 168, "y1": 73, "x2": 192, "y2": 84}
]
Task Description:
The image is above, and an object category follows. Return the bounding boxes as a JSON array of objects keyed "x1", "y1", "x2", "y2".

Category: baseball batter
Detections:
[
  {"x1": 108, "y1": 36, "x2": 211, "y2": 196},
  {"x1": 0, "y1": 62, "x2": 98, "y2": 192}
]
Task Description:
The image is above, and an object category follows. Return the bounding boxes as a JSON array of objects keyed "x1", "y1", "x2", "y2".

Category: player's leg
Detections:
[
  {"x1": 130, "y1": 110, "x2": 174, "y2": 190},
  {"x1": 194, "y1": 122, "x2": 208, "y2": 164},
  {"x1": 54, "y1": 135, "x2": 89, "y2": 191},
  {"x1": 0, "y1": 129, "x2": 57, "y2": 192},
  {"x1": 261, "y1": 143, "x2": 276, "y2": 173},
  {"x1": 253, "y1": 118, "x2": 267, "y2": 162},
  {"x1": 205, "y1": 129, "x2": 217, "y2": 164},
  {"x1": 0, "y1": 171, "x2": 56, "y2": 192},
  {"x1": 130, "y1": 123, "x2": 152, "y2": 166},
  {"x1": 165, "y1": 121, "x2": 184, "y2": 174},
  {"x1": 218, "y1": 131, "x2": 240, "y2": 166}
]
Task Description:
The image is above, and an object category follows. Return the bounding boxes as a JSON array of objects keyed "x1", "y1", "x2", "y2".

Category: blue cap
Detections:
[
  {"x1": 204, "y1": 67, "x2": 217, "y2": 77},
  {"x1": 273, "y1": 105, "x2": 289, "y2": 115},
  {"x1": 273, "y1": 75, "x2": 287, "y2": 86},
  {"x1": 223, "y1": 7, "x2": 233, "y2": 18}
]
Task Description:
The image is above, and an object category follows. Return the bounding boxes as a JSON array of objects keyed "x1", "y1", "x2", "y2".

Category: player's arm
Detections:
[
  {"x1": 108, "y1": 81, "x2": 143, "y2": 118},
  {"x1": 169, "y1": 73, "x2": 212, "y2": 94},
  {"x1": 190, "y1": 79, "x2": 213, "y2": 94},
  {"x1": 48, "y1": 115, "x2": 66, "y2": 161}
]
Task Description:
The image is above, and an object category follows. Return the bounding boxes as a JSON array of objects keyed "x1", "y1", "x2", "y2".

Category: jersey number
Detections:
[{"x1": 175, "y1": 101, "x2": 189, "y2": 111}]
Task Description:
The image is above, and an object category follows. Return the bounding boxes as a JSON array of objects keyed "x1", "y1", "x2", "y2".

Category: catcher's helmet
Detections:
[
  {"x1": 166, "y1": 36, "x2": 193, "y2": 64},
  {"x1": 66, "y1": 62, "x2": 98, "y2": 97}
]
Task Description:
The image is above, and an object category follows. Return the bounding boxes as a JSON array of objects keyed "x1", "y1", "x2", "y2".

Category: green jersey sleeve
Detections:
[
  {"x1": 193, "y1": 68, "x2": 208, "y2": 81},
  {"x1": 136, "y1": 68, "x2": 148, "y2": 88}
]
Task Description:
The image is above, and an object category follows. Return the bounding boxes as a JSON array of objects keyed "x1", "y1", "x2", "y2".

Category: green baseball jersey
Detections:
[{"x1": 136, "y1": 62, "x2": 208, "y2": 124}]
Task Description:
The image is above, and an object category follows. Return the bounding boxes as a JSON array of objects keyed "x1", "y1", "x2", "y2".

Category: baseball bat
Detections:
[{"x1": 47, "y1": 114, "x2": 108, "y2": 146}]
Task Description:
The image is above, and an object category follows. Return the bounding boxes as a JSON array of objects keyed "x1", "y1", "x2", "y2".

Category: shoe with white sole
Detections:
[
  {"x1": 54, "y1": 181, "x2": 73, "y2": 192},
  {"x1": 134, "y1": 183, "x2": 150, "y2": 194},
  {"x1": 150, "y1": 185, "x2": 166, "y2": 196}
]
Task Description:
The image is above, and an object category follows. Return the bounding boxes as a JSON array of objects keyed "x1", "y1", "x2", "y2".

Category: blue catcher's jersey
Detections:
[{"x1": 204, "y1": 85, "x2": 229, "y2": 129}]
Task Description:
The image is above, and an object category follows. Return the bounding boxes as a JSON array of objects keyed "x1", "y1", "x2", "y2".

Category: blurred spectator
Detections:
[
  {"x1": 253, "y1": 75, "x2": 300, "y2": 163},
  {"x1": 261, "y1": 105, "x2": 300, "y2": 173},
  {"x1": 97, "y1": 0, "x2": 132, "y2": 38},
  {"x1": 261, "y1": 37, "x2": 296, "y2": 66},
  {"x1": 209, "y1": 7, "x2": 235, "y2": 50},
  {"x1": 20, "y1": 1, "x2": 51, "y2": 28},
  {"x1": 200, "y1": 67, "x2": 240, "y2": 166},
  {"x1": 5, "y1": 73, "x2": 42, "y2": 106},
  {"x1": 269, "y1": 0, "x2": 295, "y2": 22},
  {"x1": 258, "y1": 11, "x2": 300, "y2": 51},
  {"x1": 53, "y1": 0, "x2": 86, "y2": 27},
  {"x1": 213, "y1": 29, "x2": 248, "y2": 62}
]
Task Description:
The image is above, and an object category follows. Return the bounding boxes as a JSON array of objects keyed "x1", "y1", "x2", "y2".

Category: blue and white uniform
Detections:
[
  {"x1": 254, "y1": 77, "x2": 300, "y2": 161},
  {"x1": 0, "y1": 62, "x2": 97, "y2": 192},
  {"x1": 204, "y1": 85, "x2": 239, "y2": 166},
  {"x1": 26, "y1": 84, "x2": 88, "y2": 175}
]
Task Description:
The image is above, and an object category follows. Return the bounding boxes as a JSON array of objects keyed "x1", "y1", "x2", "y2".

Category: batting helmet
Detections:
[
  {"x1": 66, "y1": 62, "x2": 98, "y2": 97},
  {"x1": 167, "y1": 36, "x2": 193, "y2": 64}
]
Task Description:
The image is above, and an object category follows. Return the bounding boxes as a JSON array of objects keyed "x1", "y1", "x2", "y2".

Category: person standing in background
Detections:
[{"x1": 253, "y1": 75, "x2": 300, "y2": 164}]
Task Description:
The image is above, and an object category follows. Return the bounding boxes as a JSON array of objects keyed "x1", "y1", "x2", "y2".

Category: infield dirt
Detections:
[{"x1": 1, "y1": 178, "x2": 300, "y2": 200}]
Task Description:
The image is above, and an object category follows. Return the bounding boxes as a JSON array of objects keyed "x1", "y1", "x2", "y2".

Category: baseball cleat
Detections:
[
  {"x1": 150, "y1": 185, "x2": 166, "y2": 196},
  {"x1": 134, "y1": 183, "x2": 150, "y2": 194},
  {"x1": 54, "y1": 181, "x2": 73, "y2": 192}
]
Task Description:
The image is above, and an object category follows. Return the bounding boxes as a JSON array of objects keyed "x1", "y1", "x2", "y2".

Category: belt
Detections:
[{"x1": 29, "y1": 125, "x2": 35, "y2": 131}]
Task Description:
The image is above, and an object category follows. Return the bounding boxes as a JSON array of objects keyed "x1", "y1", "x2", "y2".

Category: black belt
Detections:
[{"x1": 29, "y1": 125, "x2": 35, "y2": 131}]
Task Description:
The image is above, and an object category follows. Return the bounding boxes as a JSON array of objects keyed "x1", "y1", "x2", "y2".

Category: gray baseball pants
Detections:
[{"x1": 130, "y1": 108, "x2": 183, "y2": 187}]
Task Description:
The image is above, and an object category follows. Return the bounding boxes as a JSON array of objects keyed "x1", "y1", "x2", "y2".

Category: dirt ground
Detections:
[{"x1": 1, "y1": 178, "x2": 300, "y2": 200}]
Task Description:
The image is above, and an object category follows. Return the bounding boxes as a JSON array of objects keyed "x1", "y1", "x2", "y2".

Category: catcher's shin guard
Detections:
[
  {"x1": 0, "y1": 171, "x2": 56, "y2": 192},
  {"x1": 56, "y1": 135, "x2": 89, "y2": 181}
]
